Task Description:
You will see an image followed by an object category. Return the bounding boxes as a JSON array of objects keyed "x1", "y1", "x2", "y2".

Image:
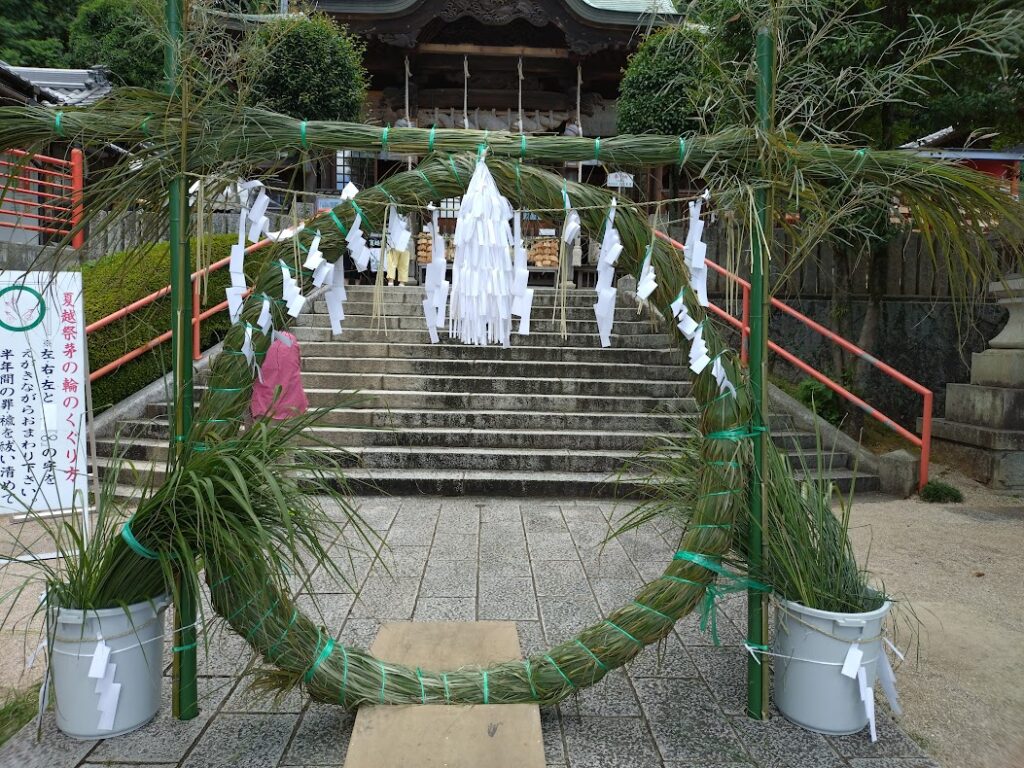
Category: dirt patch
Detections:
[{"x1": 847, "y1": 464, "x2": 1024, "y2": 768}]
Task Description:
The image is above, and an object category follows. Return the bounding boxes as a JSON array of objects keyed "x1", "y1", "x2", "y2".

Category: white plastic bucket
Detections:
[
  {"x1": 773, "y1": 597, "x2": 891, "y2": 735},
  {"x1": 48, "y1": 595, "x2": 169, "y2": 739}
]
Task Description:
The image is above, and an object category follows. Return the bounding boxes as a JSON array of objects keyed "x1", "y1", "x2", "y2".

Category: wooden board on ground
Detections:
[{"x1": 343, "y1": 621, "x2": 544, "y2": 768}]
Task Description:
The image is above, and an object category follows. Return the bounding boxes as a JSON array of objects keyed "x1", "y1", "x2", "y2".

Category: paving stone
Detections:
[
  {"x1": 480, "y1": 537, "x2": 530, "y2": 564},
  {"x1": 676, "y1": 610, "x2": 743, "y2": 648},
  {"x1": 429, "y1": 532, "x2": 478, "y2": 559},
  {"x1": 627, "y1": 632, "x2": 698, "y2": 679},
  {"x1": 89, "y1": 677, "x2": 232, "y2": 764},
  {"x1": 590, "y1": 577, "x2": 643, "y2": 614},
  {"x1": 528, "y1": 532, "x2": 580, "y2": 560},
  {"x1": 386, "y1": 522, "x2": 437, "y2": 547},
  {"x1": 517, "y1": 620, "x2": 548, "y2": 657},
  {"x1": 309, "y1": 556, "x2": 369, "y2": 593},
  {"x1": 578, "y1": 541, "x2": 639, "y2": 579},
  {"x1": 435, "y1": 507, "x2": 480, "y2": 534},
  {"x1": 420, "y1": 559, "x2": 477, "y2": 597},
  {"x1": 541, "y1": 707, "x2": 566, "y2": 764},
  {"x1": 523, "y1": 506, "x2": 570, "y2": 533},
  {"x1": 479, "y1": 500, "x2": 524, "y2": 523},
  {"x1": 846, "y1": 759, "x2": 940, "y2": 768},
  {"x1": 281, "y1": 702, "x2": 356, "y2": 765},
  {"x1": 479, "y1": 576, "x2": 538, "y2": 620},
  {"x1": 192, "y1": 628, "x2": 256, "y2": 678},
  {"x1": 181, "y1": 712, "x2": 297, "y2": 768},
  {"x1": 414, "y1": 597, "x2": 477, "y2": 621},
  {"x1": 634, "y1": 677, "x2": 748, "y2": 763},
  {"x1": 368, "y1": 545, "x2": 431, "y2": 580},
  {"x1": 561, "y1": 715, "x2": 662, "y2": 768},
  {"x1": 564, "y1": 517, "x2": 610, "y2": 549},
  {"x1": 353, "y1": 503, "x2": 399, "y2": 531},
  {"x1": 296, "y1": 592, "x2": 354, "y2": 631},
  {"x1": 532, "y1": 560, "x2": 591, "y2": 597},
  {"x1": 559, "y1": 669, "x2": 641, "y2": 717},
  {"x1": 349, "y1": 577, "x2": 420, "y2": 620},
  {"x1": 538, "y1": 594, "x2": 600, "y2": 641},
  {"x1": 339, "y1": 617, "x2": 381, "y2": 648},
  {"x1": 828, "y1": 713, "x2": 931, "y2": 759},
  {"x1": 0, "y1": 712, "x2": 97, "y2": 768},
  {"x1": 223, "y1": 681, "x2": 307, "y2": 713},
  {"x1": 688, "y1": 646, "x2": 749, "y2": 716},
  {"x1": 479, "y1": 557, "x2": 534, "y2": 579},
  {"x1": 662, "y1": 763, "x2": 754, "y2": 768},
  {"x1": 729, "y1": 714, "x2": 847, "y2": 768}
]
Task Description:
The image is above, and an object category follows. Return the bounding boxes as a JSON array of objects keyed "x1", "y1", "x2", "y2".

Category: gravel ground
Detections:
[{"x1": 845, "y1": 464, "x2": 1024, "y2": 768}]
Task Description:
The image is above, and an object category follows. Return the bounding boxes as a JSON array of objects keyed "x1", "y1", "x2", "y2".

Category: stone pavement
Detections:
[{"x1": 0, "y1": 497, "x2": 937, "y2": 768}]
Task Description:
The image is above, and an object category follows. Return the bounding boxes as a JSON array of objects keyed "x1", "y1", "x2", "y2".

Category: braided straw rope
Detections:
[{"x1": 193, "y1": 153, "x2": 753, "y2": 707}]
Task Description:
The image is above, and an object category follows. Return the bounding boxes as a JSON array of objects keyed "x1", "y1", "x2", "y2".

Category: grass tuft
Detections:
[{"x1": 920, "y1": 480, "x2": 964, "y2": 504}]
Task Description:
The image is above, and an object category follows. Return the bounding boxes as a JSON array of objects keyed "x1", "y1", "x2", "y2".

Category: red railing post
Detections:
[
  {"x1": 70, "y1": 148, "x2": 84, "y2": 249},
  {"x1": 192, "y1": 276, "x2": 201, "y2": 361},
  {"x1": 741, "y1": 284, "x2": 750, "y2": 364},
  {"x1": 919, "y1": 391, "x2": 933, "y2": 490}
]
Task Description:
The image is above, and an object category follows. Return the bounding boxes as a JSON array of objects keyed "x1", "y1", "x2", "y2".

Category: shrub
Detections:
[
  {"x1": 919, "y1": 480, "x2": 964, "y2": 504},
  {"x1": 68, "y1": 0, "x2": 163, "y2": 89},
  {"x1": 795, "y1": 378, "x2": 845, "y2": 428},
  {"x1": 83, "y1": 235, "x2": 258, "y2": 412},
  {"x1": 249, "y1": 13, "x2": 367, "y2": 122}
]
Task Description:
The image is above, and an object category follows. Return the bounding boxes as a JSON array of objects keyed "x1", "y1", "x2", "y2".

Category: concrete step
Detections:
[
  {"x1": 322, "y1": 301, "x2": 646, "y2": 322},
  {"x1": 291, "y1": 326, "x2": 672, "y2": 347},
  {"x1": 289, "y1": 341, "x2": 681, "y2": 365},
  {"x1": 145, "y1": 389, "x2": 694, "y2": 418},
  {"x1": 297, "y1": 314, "x2": 661, "y2": 334},
  {"x1": 298, "y1": 356, "x2": 681, "y2": 379}
]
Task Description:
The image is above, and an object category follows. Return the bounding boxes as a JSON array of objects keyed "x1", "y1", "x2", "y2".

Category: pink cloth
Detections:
[{"x1": 250, "y1": 332, "x2": 309, "y2": 420}]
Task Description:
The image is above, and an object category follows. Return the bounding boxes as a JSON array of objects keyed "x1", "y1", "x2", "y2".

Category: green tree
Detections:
[
  {"x1": 0, "y1": 0, "x2": 83, "y2": 67},
  {"x1": 249, "y1": 13, "x2": 367, "y2": 122},
  {"x1": 68, "y1": 0, "x2": 163, "y2": 89}
]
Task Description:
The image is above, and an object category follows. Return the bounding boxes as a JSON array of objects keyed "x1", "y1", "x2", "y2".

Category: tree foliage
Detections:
[
  {"x1": 0, "y1": 0, "x2": 83, "y2": 67},
  {"x1": 68, "y1": 0, "x2": 164, "y2": 89},
  {"x1": 249, "y1": 14, "x2": 367, "y2": 122}
]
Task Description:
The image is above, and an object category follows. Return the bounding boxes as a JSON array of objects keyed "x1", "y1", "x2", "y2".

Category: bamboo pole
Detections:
[
  {"x1": 746, "y1": 26, "x2": 775, "y2": 722},
  {"x1": 166, "y1": 0, "x2": 198, "y2": 721}
]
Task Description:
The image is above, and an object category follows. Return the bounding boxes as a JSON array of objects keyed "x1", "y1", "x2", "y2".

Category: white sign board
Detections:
[
  {"x1": 606, "y1": 172, "x2": 635, "y2": 189},
  {"x1": 0, "y1": 271, "x2": 87, "y2": 516}
]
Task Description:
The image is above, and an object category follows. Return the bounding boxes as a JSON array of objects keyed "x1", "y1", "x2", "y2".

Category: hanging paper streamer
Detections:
[
  {"x1": 593, "y1": 198, "x2": 622, "y2": 347},
  {"x1": 685, "y1": 191, "x2": 711, "y2": 307},
  {"x1": 346, "y1": 209, "x2": 372, "y2": 272},
  {"x1": 449, "y1": 157, "x2": 515, "y2": 346},
  {"x1": 422, "y1": 205, "x2": 449, "y2": 344},
  {"x1": 325, "y1": 262, "x2": 347, "y2": 336},
  {"x1": 636, "y1": 245, "x2": 658, "y2": 301},
  {"x1": 302, "y1": 231, "x2": 324, "y2": 271},
  {"x1": 387, "y1": 204, "x2": 413, "y2": 254},
  {"x1": 88, "y1": 638, "x2": 120, "y2": 732},
  {"x1": 510, "y1": 210, "x2": 533, "y2": 336}
]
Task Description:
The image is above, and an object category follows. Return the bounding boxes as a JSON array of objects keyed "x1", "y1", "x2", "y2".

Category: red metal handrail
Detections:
[
  {"x1": 0, "y1": 148, "x2": 84, "y2": 248},
  {"x1": 656, "y1": 230, "x2": 932, "y2": 490},
  {"x1": 86, "y1": 235, "x2": 278, "y2": 381}
]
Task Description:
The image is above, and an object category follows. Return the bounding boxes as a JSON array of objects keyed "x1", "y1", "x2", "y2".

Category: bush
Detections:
[
  {"x1": 249, "y1": 13, "x2": 367, "y2": 121},
  {"x1": 83, "y1": 235, "x2": 259, "y2": 412},
  {"x1": 68, "y1": 0, "x2": 163, "y2": 89},
  {"x1": 919, "y1": 480, "x2": 964, "y2": 504},
  {"x1": 795, "y1": 378, "x2": 846, "y2": 428}
]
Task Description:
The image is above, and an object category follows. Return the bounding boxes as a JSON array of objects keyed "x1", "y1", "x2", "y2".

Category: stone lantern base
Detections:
[{"x1": 930, "y1": 276, "x2": 1024, "y2": 489}]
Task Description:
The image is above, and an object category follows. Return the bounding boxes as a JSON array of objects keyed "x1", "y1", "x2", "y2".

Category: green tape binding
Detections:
[
  {"x1": 678, "y1": 136, "x2": 686, "y2": 166},
  {"x1": 706, "y1": 426, "x2": 765, "y2": 441},
  {"x1": 209, "y1": 386, "x2": 244, "y2": 392},
  {"x1": 575, "y1": 639, "x2": 608, "y2": 672},
  {"x1": 328, "y1": 210, "x2": 348, "y2": 237},
  {"x1": 305, "y1": 633, "x2": 335, "y2": 683},
  {"x1": 227, "y1": 593, "x2": 259, "y2": 622},
  {"x1": 339, "y1": 644, "x2": 350, "y2": 703},
  {"x1": 53, "y1": 111, "x2": 64, "y2": 137},
  {"x1": 428, "y1": 125, "x2": 436, "y2": 152},
  {"x1": 416, "y1": 667, "x2": 426, "y2": 704},
  {"x1": 448, "y1": 155, "x2": 462, "y2": 186},
  {"x1": 245, "y1": 600, "x2": 280, "y2": 641},
  {"x1": 523, "y1": 659, "x2": 538, "y2": 699},
  {"x1": 379, "y1": 660, "x2": 388, "y2": 703},
  {"x1": 632, "y1": 600, "x2": 673, "y2": 622},
  {"x1": 381, "y1": 125, "x2": 389, "y2": 154},
  {"x1": 604, "y1": 620, "x2": 643, "y2": 647},
  {"x1": 709, "y1": 460, "x2": 742, "y2": 468},
  {"x1": 172, "y1": 642, "x2": 197, "y2": 653},
  {"x1": 700, "y1": 488, "x2": 741, "y2": 499},
  {"x1": 442, "y1": 673, "x2": 450, "y2": 703},
  {"x1": 520, "y1": 133, "x2": 527, "y2": 160},
  {"x1": 691, "y1": 523, "x2": 733, "y2": 530},
  {"x1": 300, "y1": 120, "x2": 308, "y2": 149},
  {"x1": 349, "y1": 199, "x2": 365, "y2": 222},
  {"x1": 593, "y1": 137, "x2": 601, "y2": 161},
  {"x1": 121, "y1": 520, "x2": 158, "y2": 559},
  {"x1": 481, "y1": 671, "x2": 489, "y2": 704},
  {"x1": 266, "y1": 609, "x2": 298, "y2": 659},
  {"x1": 545, "y1": 654, "x2": 574, "y2": 689},
  {"x1": 417, "y1": 170, "x2": 440, "y2": 201}
]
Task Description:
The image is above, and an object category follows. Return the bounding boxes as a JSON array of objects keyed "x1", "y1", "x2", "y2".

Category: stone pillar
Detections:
[{"x1": 931, "y1": 275, "x2": 1024, "y2": 489}]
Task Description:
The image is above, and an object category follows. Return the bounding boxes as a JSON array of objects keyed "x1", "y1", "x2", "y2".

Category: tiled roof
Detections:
[{"x1": 5, "y1": 64, "x2": 113, "y2": 106}]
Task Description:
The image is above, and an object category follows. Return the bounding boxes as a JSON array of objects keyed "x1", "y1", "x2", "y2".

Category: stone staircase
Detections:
[{"x1": 95, "y1": 285, "x2": 878, "y2": 496}]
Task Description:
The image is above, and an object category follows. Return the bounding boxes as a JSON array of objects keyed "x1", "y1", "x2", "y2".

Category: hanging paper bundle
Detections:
[
  {"x1": 422, "y1": 204, "x2": 449, "y2": 344},
  {"x1": 635, "y1": 244, "x2": 658, "y2": 300},
  {"x1": 449, "y1": 157, "x2": 515, "y2": 346},
  {"x1": 345, "y1": 204, "x2": 372, "y2": 272},
  {"x1": 593, "y1": 197, "x2": 622, "y2": 347},
  {"x1": 685, "y1": 192, "x2": 711, "y2": 307},
  {"x1": 510, "y1": 210, "x2": 533, "y2": 335}
]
